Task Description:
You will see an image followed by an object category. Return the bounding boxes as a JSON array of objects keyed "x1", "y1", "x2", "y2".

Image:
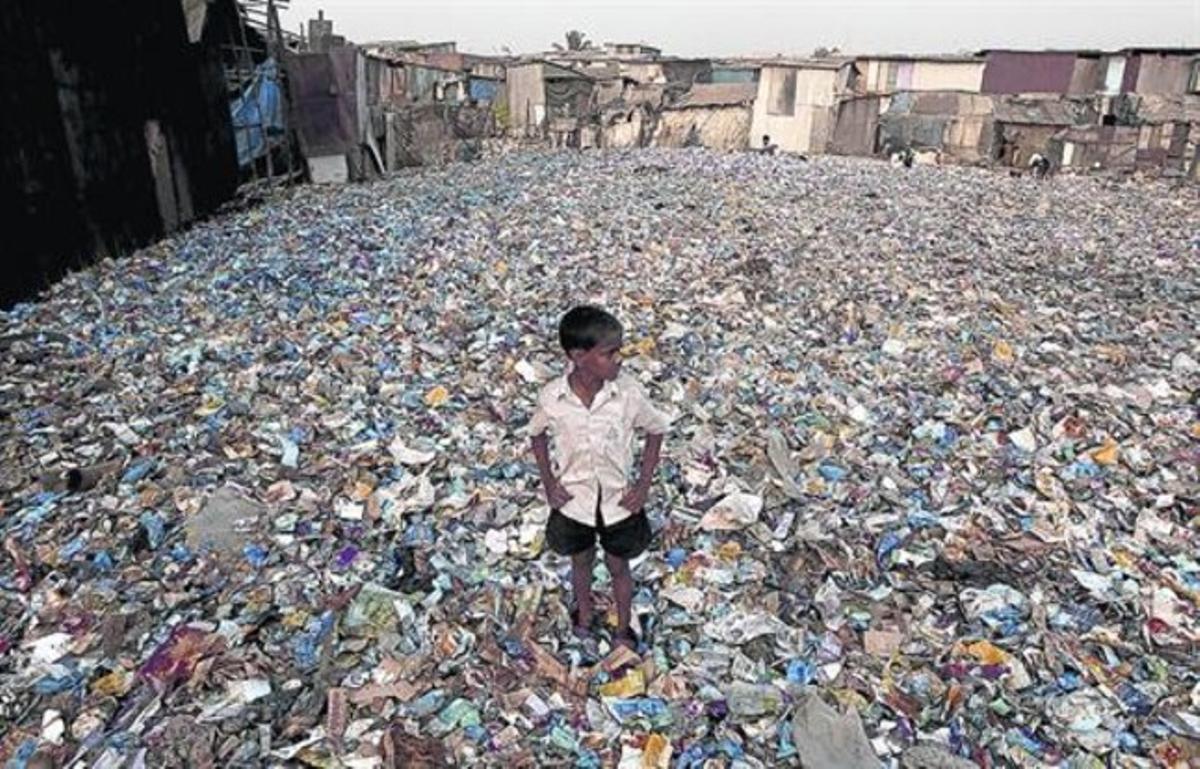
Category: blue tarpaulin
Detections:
[
  {"x1": 468, "y1": 78, "x2": 499, "y2": 103},
  {"x1": 231, "y1": 58, "x2": 285, "y2": 167}
]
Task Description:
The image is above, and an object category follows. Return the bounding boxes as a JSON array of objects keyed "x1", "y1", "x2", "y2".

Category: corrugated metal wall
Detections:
[
  {"x1": 981, "y1": 52, "x2": 1078, "y2": 94},
  {"x1": 0, "y1": 0, "x2": 238, "y2": 309}
]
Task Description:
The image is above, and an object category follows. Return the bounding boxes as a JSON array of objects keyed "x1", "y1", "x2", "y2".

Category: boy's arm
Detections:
[
  {"x1": 621, "y1": 380, "x2": 672, "y2": 513},
  {"x1": 531, "y1": 432, "x2": 572, "y2": 509},
  {"x1": 620, "y1": 432, "x2": 663, "y2": 513}
]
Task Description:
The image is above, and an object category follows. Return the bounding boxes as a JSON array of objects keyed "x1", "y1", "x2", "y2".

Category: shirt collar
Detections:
[{"x1": 552, "y1": 366, "x2": 622, "y2": 404}]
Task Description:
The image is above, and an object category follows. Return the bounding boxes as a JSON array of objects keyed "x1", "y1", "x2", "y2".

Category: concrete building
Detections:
[
  {"x1": 307, "y1": 10, "x2": 332, "y2": 46},
  {"x1": 305, "y1": 10, "x2": 345, "y2": 53},
  {"x1": 855, "y1": 54, "x2": 985, "y2": 94},
  {"x1": 750, "y1": 59, "x2": 854, "y2": 154}
]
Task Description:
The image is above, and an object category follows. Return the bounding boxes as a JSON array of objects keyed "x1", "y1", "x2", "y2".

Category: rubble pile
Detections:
[{"x1": 1, "y1": 149, "x2": 1198, "y2": 768}]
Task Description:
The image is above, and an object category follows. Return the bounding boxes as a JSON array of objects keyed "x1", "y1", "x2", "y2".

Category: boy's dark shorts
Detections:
[{"x1": 546, "y1": 507, "x2": 651, "y2": 560}]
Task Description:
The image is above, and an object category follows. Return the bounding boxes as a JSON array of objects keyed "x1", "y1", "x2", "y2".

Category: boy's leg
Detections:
[
  {"x1": 598, "y1": 511, "x2": 651, "y2": 649},
  {"x1": 572, "y1": 547, "x2": 596, "y2": 629},
  {"x1": 605, "y1": 552, "x2": 634, "y2": 643},
  {"x1": 547, "y1": 510, "x2": 599, "y2": 635}
]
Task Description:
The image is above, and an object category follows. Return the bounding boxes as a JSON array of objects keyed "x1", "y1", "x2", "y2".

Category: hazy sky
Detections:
[{"x1": 278, "y1": 0, "x2": 1200, "y2": 57}]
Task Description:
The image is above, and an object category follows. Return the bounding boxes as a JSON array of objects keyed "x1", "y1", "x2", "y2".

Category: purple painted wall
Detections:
[{"x1": 981, "y1": 51, "x2": 1078, "y2": 94}]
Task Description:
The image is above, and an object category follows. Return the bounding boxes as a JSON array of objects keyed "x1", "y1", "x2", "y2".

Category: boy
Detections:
[{"x1": 528, "y1": 306, "x2": 670, "y2": 650}]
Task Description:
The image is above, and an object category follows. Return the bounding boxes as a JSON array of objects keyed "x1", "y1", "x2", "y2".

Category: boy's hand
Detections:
[
  {"x1": 619, "y1": 483, "x2": 649, "y2": 514},
  {"x1": 544, "y1": 478, "x2": 573, "y2": 510}
]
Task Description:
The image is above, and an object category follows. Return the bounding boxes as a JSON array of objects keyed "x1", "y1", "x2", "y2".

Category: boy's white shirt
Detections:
[{"x1": 528, "y1": 370, "x2": 671, "y2": 527}]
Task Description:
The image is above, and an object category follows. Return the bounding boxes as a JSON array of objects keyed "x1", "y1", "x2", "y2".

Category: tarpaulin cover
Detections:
[
  {"x1": 468, "y1": 78, "x2": 499, "y2": 103},
  {"x1": 230, "y1": 58, "x2": 285, "y2": 167}
]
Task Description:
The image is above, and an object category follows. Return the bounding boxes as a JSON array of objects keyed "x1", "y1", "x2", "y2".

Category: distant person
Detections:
[
  {"x1": 889, "y1": 146, "x2": 915, "y2": 168},
  {"x1": 528, "y1": 306, "x2": 670, "y2": 651},
  {"x1": 1029, "y1": 153, "x2": 1052, "y2": 180},
  {"x1": 761, "y1": 134, "x2": 777, "y2": 155}
]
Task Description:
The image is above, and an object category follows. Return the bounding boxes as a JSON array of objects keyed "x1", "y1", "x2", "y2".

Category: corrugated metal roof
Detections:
[
  {"x1": 857, "y1": 53, "x2": 983, "y2": 64},
  {"x1": 977, "y1": 48, "x2": 1110, "y2": 56},
  {"x1": 1121, "y1": 47, "x2": 1200, "y2": 56},
  {"x1": 575, "y1": 63, "x2": 623, "y2": 80},
  {"x1": 603, "y1": 42, "x2": 662, "y2": 51},
  {"x1": 979, "y1": 47, "x2": 1200, "y2": 57},
  {"x1": 755, "y1": 57, "x2": 851, "y2": 71},
  {"x1": 992, "y1": 97, "x2": 1097, "y2": 126},
  {"x1": 362, "y1": 40, "x2": 457, "y2": 51},
  {"x1": 1133, "y1": 94, "x2": 1200, "y2": 122},
  {"x1": 669, "y1": 83, "x2": 757, "y2": 109},
  {"x1": 525, "y1": 60, "x2": 596, "y2": 81}
]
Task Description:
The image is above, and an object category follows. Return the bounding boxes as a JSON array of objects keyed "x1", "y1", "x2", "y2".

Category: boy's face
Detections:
[{"x1": 570, "y1": 334, "x2": 623, "y2": 382}]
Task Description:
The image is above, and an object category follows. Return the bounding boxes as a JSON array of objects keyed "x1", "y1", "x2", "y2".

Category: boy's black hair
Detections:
[{"x1": 559, "y1": 305, "x2": 622, "y2": 352}]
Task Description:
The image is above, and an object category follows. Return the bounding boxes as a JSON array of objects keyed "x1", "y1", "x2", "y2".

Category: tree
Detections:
[{"x1": 552, "y1": 30, "x2": 594, "y2": 52}]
